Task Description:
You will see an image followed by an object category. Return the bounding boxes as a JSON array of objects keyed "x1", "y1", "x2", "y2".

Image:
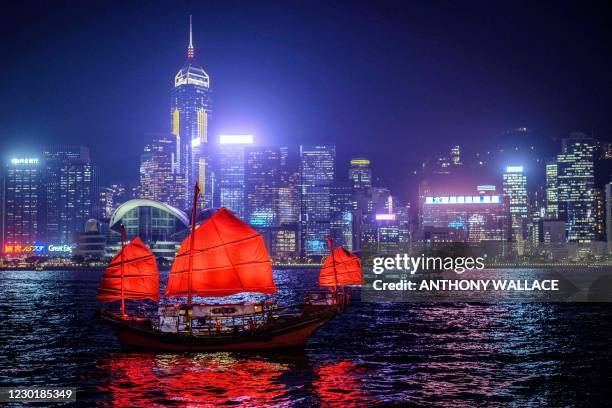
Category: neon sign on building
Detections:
[{"x1": 424, "y1": 195, "x2": 501, "y2": 205}]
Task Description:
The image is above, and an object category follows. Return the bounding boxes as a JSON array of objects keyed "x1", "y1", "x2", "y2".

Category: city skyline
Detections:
[
  {"x1": 2, "y1": 3, "x2": 612, "y2": 263},
  {"x1": 2, "y1": 2, "x2": 612, "y2": 196}
]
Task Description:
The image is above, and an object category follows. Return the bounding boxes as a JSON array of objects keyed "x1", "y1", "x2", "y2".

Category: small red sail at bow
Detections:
[
  {"x1": 165, "y1": 207, "x2": 276, "y2": 298},
  {"x1": 319, "y1": 246, "x2": 363, "y2": 286},
  {"x1": 97, "y1": 236, "x2": 159, "y2": 302}
]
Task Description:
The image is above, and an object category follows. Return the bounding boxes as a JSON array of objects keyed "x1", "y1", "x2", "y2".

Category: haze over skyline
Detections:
[{"x1": 2, "y1": 1, "x2": 612, "y2": 192}]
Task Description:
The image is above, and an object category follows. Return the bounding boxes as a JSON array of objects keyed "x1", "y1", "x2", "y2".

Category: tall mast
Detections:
[
  {"x1": 188, "y1": 182, "x2": 200, "y2": 307},
  {"x1": 120, "y1": 224, "x2": 126, "y2": 316},
  {"x1": 327, "y1": 235, "x2": 338, "y2": 292}
]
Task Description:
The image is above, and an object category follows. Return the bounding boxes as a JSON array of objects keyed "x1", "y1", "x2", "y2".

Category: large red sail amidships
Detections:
[
  {"x1": 97, "y1": 236, "x2": 159, "y2": 302},
  {"x1": 319, "y1": 246, "x2": 363, "y2": 286},
  {"x1": 165, "y1": 207, "x2": 276, "y2": 298}
]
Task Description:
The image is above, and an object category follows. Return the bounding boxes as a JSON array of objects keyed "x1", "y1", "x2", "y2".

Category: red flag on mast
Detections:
[
  {"x1": 97, "y1": 236, "x2": 159, "y2": 302},
  {"x1": 165, "y1": 207, "x2": 276, "y2": 298}
]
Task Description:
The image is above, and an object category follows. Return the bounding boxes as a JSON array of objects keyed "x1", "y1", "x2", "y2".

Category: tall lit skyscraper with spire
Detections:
[{"x1": 171, "y1": 15, "x2": 213, "y2": 209}]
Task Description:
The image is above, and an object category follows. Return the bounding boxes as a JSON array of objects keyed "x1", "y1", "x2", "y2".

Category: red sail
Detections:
[
  {"x1": 319, "y1": 246, "x2": 363, "y2": 286},
  {"x1": 165, "y1": 207, "x2": 276, "y2": 298},
  {"x1": 97, "y1": 236, "x2": 159, "y2": 302}
]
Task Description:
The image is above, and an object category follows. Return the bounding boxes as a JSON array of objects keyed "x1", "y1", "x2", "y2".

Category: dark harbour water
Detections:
[{"x1": 1, "y1": 269, "x2": 612, "y2": 407}]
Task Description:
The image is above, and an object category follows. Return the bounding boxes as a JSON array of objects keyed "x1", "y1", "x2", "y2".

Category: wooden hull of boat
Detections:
[{"x1": 100, "y1": 307, "x2": 336, "y2": 352}]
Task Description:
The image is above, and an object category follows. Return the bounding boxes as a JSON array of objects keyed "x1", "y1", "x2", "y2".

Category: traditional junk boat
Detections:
[
  {"x1": 97, "y1": 184, "x2": 359, "y2": 351},
  {"x1": 307, "y1": 237, "x2": 364, "y2": 309}
]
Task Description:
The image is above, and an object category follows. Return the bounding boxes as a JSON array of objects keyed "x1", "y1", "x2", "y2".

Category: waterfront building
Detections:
[
  {"x1": 300, "y1": 145, "x2": 335, "y2": 258},
  {"x1": 278, "y1": 146, "x2": 300, "y2": 241},
  {"x1": 171, "y1": 16, "x2": 213, "y2": 208},
  {"x1": 139, "y1": 133, "x2": 184, "y2": 208},
  {"x1": 266, "y1": 226, "x2": 299, "y2": 261},
  {"x1": 99, "y1": 184, "x2": 127, "y2": 220},
  {"x1": 74, "y1": 219, "x2": 106, "y2": 259},
  {"x1": 2, "y1": 157, "x2": 44, "y2": 248},
  {"x1": 538, "y1": 219, "x2": 566, "y2": 243},
  {"x1": 557, "y1": 133, "x2": 596, "y2": 242},
  {"x1": 245, "y1": 146, "x2": 281, "y2": 228},
  {"x1": 43, "y1": 146, "x2": 98, "y2": 244},
  {"x1": 217, "y1": 135, "x2": 252, "y2": 219},
  {"x1": 109, "y1": 199, "x2": 189, "y2": 259},
  {"x1": 348, "y1": 158, "x2": 372, "y2": 190},
  {"x1": 503, "y1": 166, "x2": 528, "y2": 242},
  {"x1": 594, "y1": 188, "x2": 605, "y2": 241},
  {"x1": 606, "y1": 182, "x2": 612, "y2": 252},
  {"x1": 421, "y1": 191, "x2": 508, "y2": 243},
  {"x1": 330, "y1": 183, "x2": 353, "y2": 251},
  {"x1": 545, "y1": 161, "x2": 558, "y2": 218}
]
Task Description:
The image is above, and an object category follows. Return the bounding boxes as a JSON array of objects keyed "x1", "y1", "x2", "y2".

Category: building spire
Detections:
[{"x1": 188, "y1": 15, "x2": 194, "y2": 59}]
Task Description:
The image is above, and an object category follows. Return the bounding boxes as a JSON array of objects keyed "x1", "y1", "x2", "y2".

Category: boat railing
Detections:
[{"x1": 154, "y1": 303, "x2": 306, "y2": 336}]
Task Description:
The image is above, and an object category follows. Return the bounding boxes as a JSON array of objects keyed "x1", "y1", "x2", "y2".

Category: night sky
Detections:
[{"x1": 2, "y1": 1, "x2": 612, "y2": 194}]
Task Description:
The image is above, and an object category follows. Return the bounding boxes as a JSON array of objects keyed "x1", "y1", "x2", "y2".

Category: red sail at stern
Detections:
[
  {"x1": 319, "y1": 246, "x2": 363, "y2": 286},
  {"x1": 165, "y1": 207, "x2": 276, "y2": 298},
  {"x1": 97, "y1": 236, "x2": 159, "y2": 302}
]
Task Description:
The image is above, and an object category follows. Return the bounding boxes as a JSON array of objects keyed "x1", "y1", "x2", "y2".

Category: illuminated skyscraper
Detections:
[
  {"x1": 2, "y1": 157, "x2": 44, "y2": 246},
  {"x1": 421, "y1": 193, "x2": 507, "y2": 243},
  {"x1": 99, "y1": 183, "x2": 127, "y2": 220},
  {"x1": 606, "y1": 182, "x2": 612, "y2": 252},
  {"x1": 217, "y1": 135, "x2": 253, "y2": 219},
  {"x1": 545, "y1": 161, "x2": 558, "y2": 218},
  {"x1": 557, "y1": 133, "x2": 595, "y2": 242},
  {"x1": 503, "y1": 166, "x2": 528, "y2": 242},
  {"x1": 139, "y1": 133, "x2": 183, "y2": 208},
  {"x1": 330, "y1": 183, "x2": 353, "y2": 251},
  {"x1": 278, "y1": 146, "x2": 300, "y2": 226},
  {"x1": 171, "y1": 16, "x2": 213, "y2": 208},
  {"x1": 348, "y1": 158, "x2": 372, "y2": 190},
  {"x1": 300, "y1": 145, "x2": 335, "y2": 258},
  {"x1": 594, "y1": 188, "x2": 605, "y2": 240},
  {"x1": 245, "y1": 146, "x2": 281, "y2": 228},
  {"x1": 44, "y1": 146, "x2": 97, "y2": 244}
]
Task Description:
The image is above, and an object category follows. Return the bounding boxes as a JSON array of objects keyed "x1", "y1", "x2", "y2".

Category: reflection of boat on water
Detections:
[
  {"x1": 96, "y1": 351, "x2": 367, "y2": 406},
  {"x1": 97, "y1": 184, "x2": 363, "y2": 351}
]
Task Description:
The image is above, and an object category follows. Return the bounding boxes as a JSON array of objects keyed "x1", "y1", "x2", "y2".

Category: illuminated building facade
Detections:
[
  {"x1": 99, "y1": 184, "x2": 127, "y2": 220},
  {"x1": 503, "y1": 166, "x2": 528, "y2": 241},
  {"x1": 594, "y1": 188, "x2": 605, "y2": 241},
  {"x1": 421, "y1": 194, "x2": 508, "y2": 242},
  {"x1": 171, "y1": 16, "x2": 213, "y2": 208},
  {"x1": 217, "y1": 135, "x2": 253, "y2": 219},
  {"x1": 348, "y1": 158, "x2": 372, "y2": 190},
  {"x1": 139, "y1": 134, "x2": 183, "y2": 208},
  {"x1": 44, "y1": 146, "x2": 97, "y2": 244},
  {"x1": 300, "y1": 145, "x2": 335, "y2": 258},
  {"x1": 2, "y1": 157, "x2": 44, "y2": 247},
  {"x1": 278, "y1": 146, "x2": 300, "y2": 225},
  {"x1": 557, "y1": 134, "x2": 595, "y2": 242},
  {"x1": 545, "y1": 161, "x2": 558, "y2": 218},
  {"x1": 330, "y1": 184, "x2": 353, "y2": 251},
  {"x1": 245, "y1": 146, "x2": 280, "y2": 228},
  {"x1": 267, "y1": 227, "x2": 299, "y2": 261},
  {"x1": 606, "y1": 182, "x2": 612, "y2": 252},
  {"x1": 109, "y1": 199, "x2": 189, "y2": 259}
]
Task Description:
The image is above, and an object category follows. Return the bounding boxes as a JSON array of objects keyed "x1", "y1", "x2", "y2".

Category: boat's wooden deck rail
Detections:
[{"x1": 153, "y1": 304, "x2": 307, "y2": 336}]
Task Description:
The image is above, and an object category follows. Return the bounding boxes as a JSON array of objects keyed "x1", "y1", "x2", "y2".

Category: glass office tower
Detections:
[
  {"x1": 44, "y1": 146, "x2": 97, "y2": 244},
  {"x1": 2, "y1": 157, "x2": 44, "y2": 246},
  {"x1": 299, "y1": 145, "x2": 335, "y2": 258},
  {"x1": 171, "y1": 16, "x2": 213, "y2": 209},
  {"x1": 556, "y1": 133, "x2": 595, "y2": 242},
  {"x1": 503, "y1": 166, "x2": 528, "y2": 242}
]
